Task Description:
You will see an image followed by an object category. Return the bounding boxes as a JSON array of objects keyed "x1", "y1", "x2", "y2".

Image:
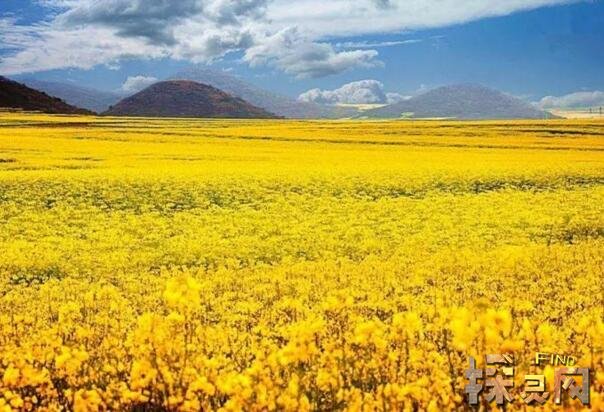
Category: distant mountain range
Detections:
[
  {"x1": 2, "y1": 72, "x2": 559, "y2": 120},
  {"x1": 21, "y1": 79, "x2": 121, "y2": 113},
  {"x1": 0, "y1": 76, "x2": 93, "y2": 115},
  {"x1": 103, "y1": 80, "x2": 278, "y2": 119},
  {"x1": 171, "y1": 67, "x2": 358, "y2": 119},
  {"x1": 362, "y1": 84, "x2": 555, "y2": 119}
]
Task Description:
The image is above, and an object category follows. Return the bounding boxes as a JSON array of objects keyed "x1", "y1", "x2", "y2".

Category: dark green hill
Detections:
[{"x1": 0, "y1": 76, "x2": 94, "y2": 114}]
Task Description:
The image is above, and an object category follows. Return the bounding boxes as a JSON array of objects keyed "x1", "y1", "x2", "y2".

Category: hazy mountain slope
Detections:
[
  {"x1": 171, "y1": 67, "x2": 358, "y2": 119},
  {"x1": 21, "y1": 79, "x2": 121, "y2": 113},
  {"x1": 103, "y1": 80, "x2": 278, "y2": 118},
  {"x1": 363, "y1": 84, "x2": 555, "y2": 119},
  {"x1": 0, "y1": 76, "x2": 94, "y2": 114}
]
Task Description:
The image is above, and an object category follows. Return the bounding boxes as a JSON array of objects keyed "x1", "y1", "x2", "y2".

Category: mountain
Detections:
[
  {"x1": 20, "y1": 79, "x2": 121, "y2": 113},
  {"x1": 0, "y1": 76, "x2": 94, "y2": 115},
  {"x1": 171, "y1": 67, "x2": 358, "y2": 119},
  {"x1": 362, "y1": 84, "x2": 555, "y2": 120},
  {"x1": 103, "y1": 80, "x2": 278, "y2": 118}
]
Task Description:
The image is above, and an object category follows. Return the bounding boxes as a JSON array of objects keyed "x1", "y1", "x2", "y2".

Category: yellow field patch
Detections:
[{"x1": 0, "y1": 113, "x2": 603, "y2": 410}]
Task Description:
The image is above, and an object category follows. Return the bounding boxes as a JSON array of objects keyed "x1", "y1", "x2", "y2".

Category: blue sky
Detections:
[{"x1": 1, "y1": 0, "x2": 602, "y2": 105}]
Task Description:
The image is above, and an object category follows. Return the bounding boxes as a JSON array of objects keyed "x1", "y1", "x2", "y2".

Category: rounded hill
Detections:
[
  {"x1": 103, "y1": 80, "x2": 278, "y2": 119},
  {"x1": 363, "y1": 84, "x2": 556, "y2": 120}
]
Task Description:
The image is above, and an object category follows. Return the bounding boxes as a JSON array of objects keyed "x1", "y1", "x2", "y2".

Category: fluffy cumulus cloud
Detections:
[
  {"x1": 298, "y1": 79, "x2": 407, "y2": 104},
  {"x1": 56, "y1": 0, "x2": 203, "y2": 45},
  {"x1": 55, "y1": 0, "x2": 268, "y2": 44},
  {"x1": 244, "y1": 28, "x2": 380, "y2": 78},
  {"x1": 386, "y1": 92, "x2": 408, "y2": 104},
  {"x1": 0, "y1": 0, "x2": 576, "y2": 77},
  {"x1": 0, "y1": 20, "x2": 168, "y2": 74},
  {"x1": 120, "y1": 75, "x2": 158, "y2": 94},
  {"x1": 537, "y1": 91, "x2": 604, "y2": 109},
  {"x1": 0, "y1": 0, "x2": 267, "y2": 74}
]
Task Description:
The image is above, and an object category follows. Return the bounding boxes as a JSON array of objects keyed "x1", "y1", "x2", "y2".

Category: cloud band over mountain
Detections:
[
  {"x1": 537, "y1": 91, "x2": 604, "y2": 109},
  {"x1": 298, "y1": 80, "x2": 406, "y2": 104}
]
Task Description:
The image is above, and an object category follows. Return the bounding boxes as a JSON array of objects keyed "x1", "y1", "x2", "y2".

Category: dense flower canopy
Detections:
[{"x1": 0, "y1": 113, "x2": 602, "y2": 410}]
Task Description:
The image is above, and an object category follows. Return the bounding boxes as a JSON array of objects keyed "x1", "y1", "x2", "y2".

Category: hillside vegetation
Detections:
[
  {"x1": 0, "y1": 77, "x2": 93, "y2": 115},
  {"x1": 103, "y1": 80, "x2": 278, "y2": 119}
]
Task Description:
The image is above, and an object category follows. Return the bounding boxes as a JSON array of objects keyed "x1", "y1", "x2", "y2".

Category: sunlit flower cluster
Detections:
[{"x1": 0, "y1": 113, "x2": 602, "y2": 411}]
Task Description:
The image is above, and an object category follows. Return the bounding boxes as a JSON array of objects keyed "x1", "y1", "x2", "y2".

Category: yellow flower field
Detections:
[{"x1": 0, "y1": 113, "x2": 603, "y2": 411}]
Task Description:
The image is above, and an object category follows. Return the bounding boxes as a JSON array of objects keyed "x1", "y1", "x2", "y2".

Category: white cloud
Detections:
[
  {"x1": 120, "y1": 75, "x2": 158, "y2": 94},
  {"x1": 335, "y1": 39, "x2": 422, "y2": 49},
  {"x1": 244, "y1": 28, "x2": 380, "y2": 78},
  {"x1": 267, "y1": 0, "x2": 577, "y2": 38},
  {"x1": 298, "y1": 79, "x2": 407, "y2": 104},
  {"x1": 386, "y1": 92, "x2": 408, "y2": 104},
  {"x1": 537, "y1": 91, "x2": 604, "y2": 109},
  {"x1": 0, "y1": 0, "x2": 265, "y2": 75},
  {"x1": 0, "y1": 0, "x2": 578, "y2": 77},
  {"x1": 56, "y1": 0, "x2": 203, "y2": 44},
  {"x1": 0, "y1": 21, "x2": 167, "y2": 75},
  {"x1": 53, "y1": 0, "x2": 268, "y2": 44}
]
